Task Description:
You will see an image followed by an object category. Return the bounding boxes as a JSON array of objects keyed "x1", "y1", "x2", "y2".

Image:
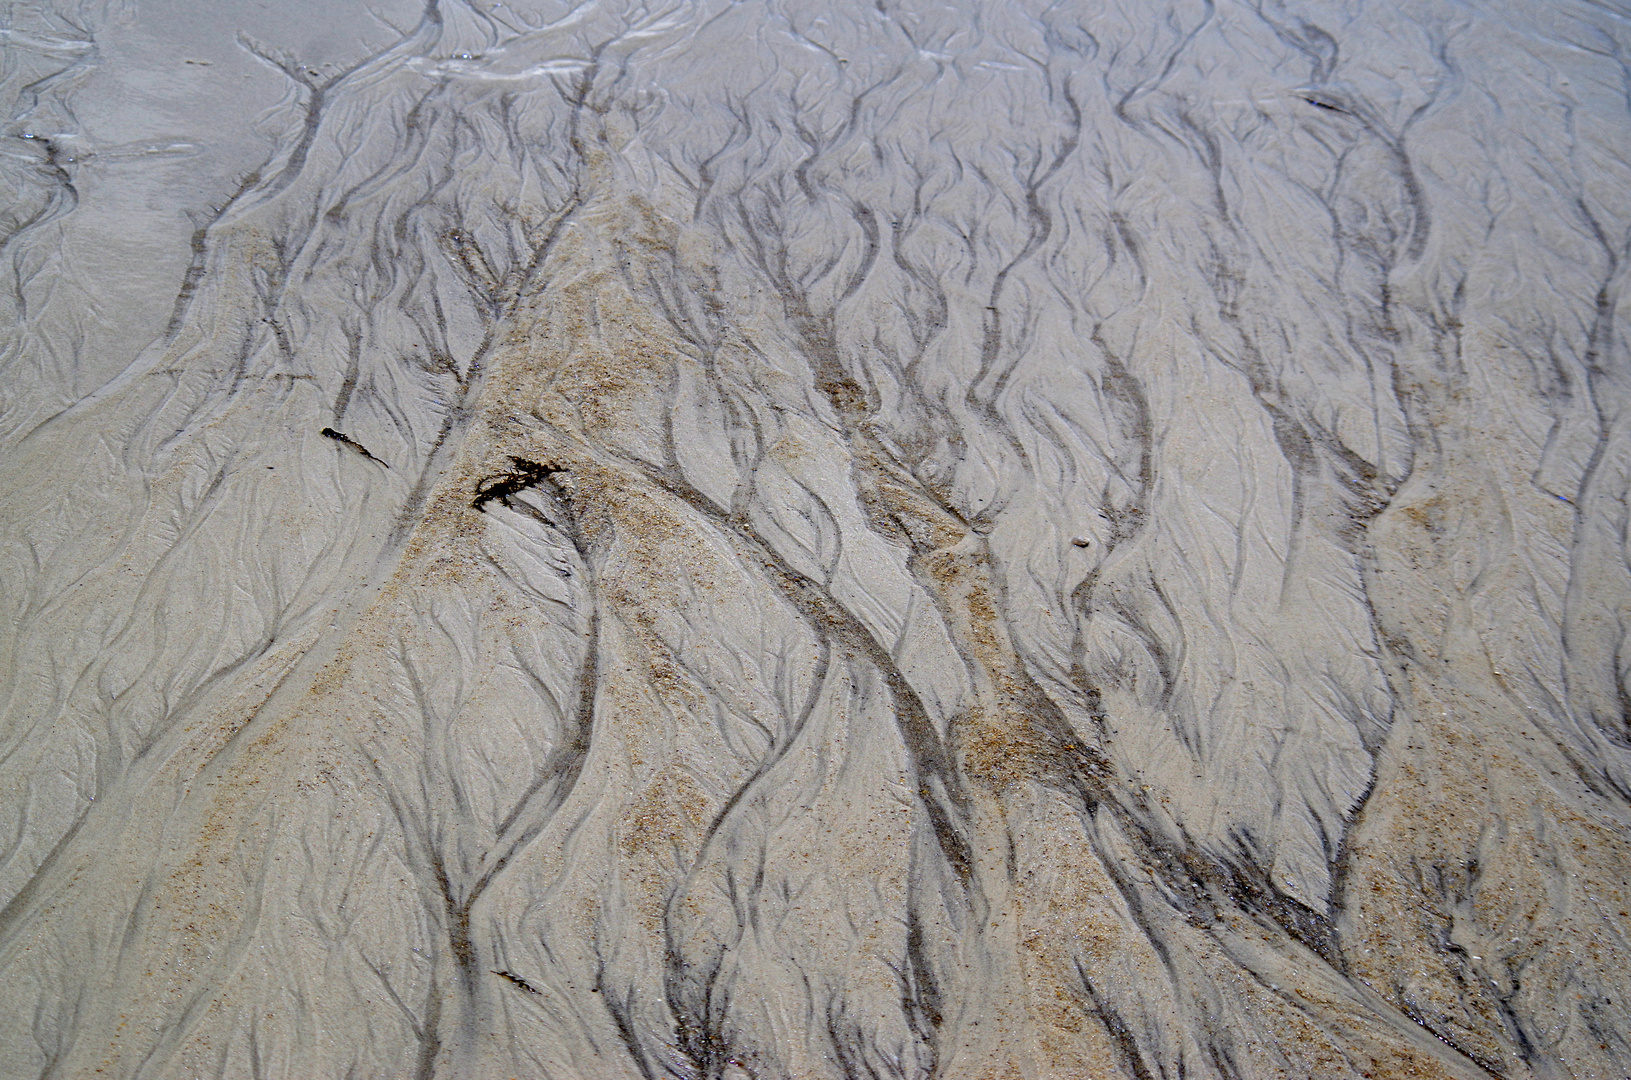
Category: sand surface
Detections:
[{"x1": 2, "y1": 1, "x2": 1630, "y2": 1076}]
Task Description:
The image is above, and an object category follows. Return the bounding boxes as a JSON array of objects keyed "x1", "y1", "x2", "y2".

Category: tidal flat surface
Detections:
[{"x1": 3, "y1": 1, "x2": 1631, "y2": 1077}]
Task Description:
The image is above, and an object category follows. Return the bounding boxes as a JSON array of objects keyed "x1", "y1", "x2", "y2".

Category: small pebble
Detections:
[{"x1": 1071, "y1": 536, "x2": 1092, "y2": 548}]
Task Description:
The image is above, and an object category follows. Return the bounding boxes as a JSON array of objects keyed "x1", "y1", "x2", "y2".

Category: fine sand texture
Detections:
[{"x1": 2, "y1": 1, "x2": 1630, "y2": 1077}]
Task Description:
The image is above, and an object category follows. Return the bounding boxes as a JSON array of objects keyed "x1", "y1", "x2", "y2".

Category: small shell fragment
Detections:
[{"x1": 1071, "y1": 536, "x2": 1092, "y2": 548}]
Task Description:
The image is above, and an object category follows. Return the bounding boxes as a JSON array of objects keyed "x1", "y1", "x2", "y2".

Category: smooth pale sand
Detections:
[{"x1": 1, "y1": 1, "x2": 1629, "y2": 1077}]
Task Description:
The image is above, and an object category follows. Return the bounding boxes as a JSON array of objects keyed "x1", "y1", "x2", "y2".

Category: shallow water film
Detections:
[{"x1": 3, "y1": 1, "x2": 1631, "y2": 1077}]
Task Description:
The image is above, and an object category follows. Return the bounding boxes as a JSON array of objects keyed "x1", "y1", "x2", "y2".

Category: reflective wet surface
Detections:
[{"x1": 2, "y1": 1, "x2": 1630, "y2": 1076}]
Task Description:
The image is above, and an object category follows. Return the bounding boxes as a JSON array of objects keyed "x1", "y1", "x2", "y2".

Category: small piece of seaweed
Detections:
[
  {"x1": 492, "y1": 969, "x2": 541, "y2": 995},
  {"x1": 472, "y1": 457, "x2": 562, "y2": 511},
  {"x1": 320, "y1": 426, "x2": 388, "y2": 466}
]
